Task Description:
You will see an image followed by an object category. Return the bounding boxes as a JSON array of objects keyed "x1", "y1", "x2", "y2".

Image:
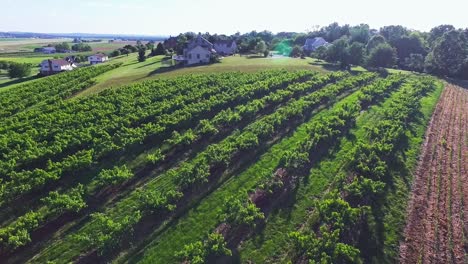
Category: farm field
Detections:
[
  {"x1": 0, "y1": 38, "x2": 71, "y2": 53},
  {"x1": 0, "y1": 57, "x2": 447, "y2": 264},
  {"x1": 400, "y1": 83, "x2": 468, "y2": 263}
]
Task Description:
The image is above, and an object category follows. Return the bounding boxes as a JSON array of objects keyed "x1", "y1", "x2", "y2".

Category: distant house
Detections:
[
  {"x1": 303, "y1": 37, "x2": 330, "y2": 52},
  {"x1": 42, "y1": 47, "x2": 56, "y2": 54},
  {"x1": 213, "y1": 40, "x2": 237, "y2": 56},
  {"x1": 163, "y1": 36, "x2": 178, "y2": 50},
  {"x1": 40, "y1": 59, "x2": 76, "y2": 75},
  {"x1": 183, "y1": 33, "x2": 216, "y2": 65},
  {"x1": 88, "y1": 53, "x2": 109, "y2": 65}
]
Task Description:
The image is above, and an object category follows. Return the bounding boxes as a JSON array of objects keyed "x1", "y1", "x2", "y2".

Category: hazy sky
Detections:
[{"x1": 1, "y1": 0, "x2": 467, "y2": 35}]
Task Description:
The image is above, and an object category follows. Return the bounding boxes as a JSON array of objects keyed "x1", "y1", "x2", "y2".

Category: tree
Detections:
[
  {"x1": 428, "y1": 24, "x2": 455, "y2": 45},
  {"x1": 366, "y1": 43, "x2": 397, "y2": 68},
  {"x1": 393, "y1": 34, "x2": 426, "y2": 64},
  {"x1": 349, "y1": 24, "x2": 370, "y2": 44},
  {"x1": 380, "y1": 25, "x2": 409, "y2": 45},
  {"x1": 321, "y1": 22, "x2": 350, "y2": 42},
  {"x1": 326, "y1": 38, "x2": 350, "y2": 68},
  {"x1": 123, "y1": 44, "x2": 137, "y2": 53},
  {"x1": 404, "y1": 53, "x2": 425, "y2": 72},
  {"x1": 154, "y1": 42, "x2": 165, "y2": 55},
  {"x1": 347, "y1": 42, "x2": 365, "y2": 65},
  {"x1": 429, "y1": 30, "x2": 468, "y2": 76},
  {"x1": 110, "y1": 49, "x2": 121, "y2": 57},
  {"x1": 138, "y1": 47, "x2": 146, "y2": 62},
  {"x1": 8, "y1": 63, "x2": 31, "y2": 78},
  {"x1": 290, "y1": 45, "x2": 303, "y2": 57},
  {"x1": 55, "y1": 42, "x2": 70, "y2": 51},
  {"x1": 366, "y1": 35, "x2": 386, "y2": 53},
  {"x1": 255, "y1": 40, "x2": 267, "y2": 54},
  {"x1": 71, "y1": 43, "x2": 92, "y2": 52},
  {"x1": 0, "y1": 61, "x2": 9, "y2": 70},
  {"x1": 312, "y1": 46, "x2": 328, "y2": 60}
]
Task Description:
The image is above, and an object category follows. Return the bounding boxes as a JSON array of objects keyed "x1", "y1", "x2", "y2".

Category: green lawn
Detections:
[{"x1": 77, "y1": 55, "x2": 329, "y2": 97}]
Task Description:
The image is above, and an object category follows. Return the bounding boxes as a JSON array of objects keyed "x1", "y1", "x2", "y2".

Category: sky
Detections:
[{"x1": 1, "y1": 0, "x2": 467, "y2": 36}]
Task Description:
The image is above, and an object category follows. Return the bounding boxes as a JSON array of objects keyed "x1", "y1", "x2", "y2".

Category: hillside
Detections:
[{"x1": 0, "y1": 59, "x2": 457, "y2": 264}]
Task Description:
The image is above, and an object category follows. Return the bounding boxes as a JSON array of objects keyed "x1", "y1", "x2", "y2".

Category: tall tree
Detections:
[
  {"x1": 380, "y1": 25, "x2": 409, "y2": 45},
  {"x1": 429, "y1": 30, "x2": 468, "y2": 76},
  {"x1": 8, "y1": 63, "x2": 31, "y2": 78},
  {"x1": 428, "y1": 25, "x2": 455, "y2": 45},
  {"x1": 393, "y1": 34, "x2": 427, "y2": 63},
  {"x1": 154, "y1": 42, "x2": 165, "y2": 55},
  {"x1": 366, "y1": 43, "x2": 397, "y2": 68},
  {"x1": 347, "y1": 42, "x2": 365, "y2": 65},
  {"x1": 326, "y1": 38, "x2": 350, "y2": 68},
  {"x1": 138, "y1": 47, "x2": 147, "y2": 62},
  {"x1": 366, "y1": 35, "x2": 387, "y2": 53},
  {"x1": 350, "y1": 24, "x2": 370, "y2": 44},
  {"x1": 255, "y1": 40, "x2": 267, "y2": 54}
]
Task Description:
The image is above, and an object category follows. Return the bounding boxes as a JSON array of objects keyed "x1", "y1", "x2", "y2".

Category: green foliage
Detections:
[
  {"x1": 8, "y1": 62, "x2": 32, "y2": 78},
  {"x1": 404, "y1": 53, "x2": 425, "y2": 72},
  {"x1": 176, "y1": 232, "x2": 231, "y2": 263},
  {"x1": 137, "y1": 188, "x2": 183, "y2": 213},
  {"x1": 347, "y1": 42, "x2": 365, "y2": 65},
  {"x1": 428, "y1": 30, "x2": 468, "y2": 76},
  {"x1": 255, "y1": 40, "x2": 267, "y2": 54},
  {"x1": 96, "y1": 165, "x2": 133, "y2": 187},
  {"x1": 110, "y1": 49, "x2": 121, "y2": 57},
  {"x1": 0, "y1": 211, "x2": 43, "y2": 249},
  {"x1": 138, "y1": 47, "x2": 146, "y2": 62},
  {"x1": 146, "y1": 149, "x2": 165, "y2": 164},
  {"x1": 54, "y1": 42, "x2": 70, "y2": 51},
  {"x1": 366, "y1": 43, "x2": 397, "y2": 68},
  {"x1": 41, "y1": 184, "x2": 87, "y2": 214},
  {"x1": 71, "y1": 43, "x2": 92, "y2": 52},
  {"x1": 197, "y1": 119, "x2": 219, "y2": 135},
  {"x1": 167, "y1": 129, "x2": 197, "y2": 146},
  {"x1": 154, "y1": 42, "x2": 165, "y2": 55},
  {"x1": 72, "y1": 211, "x2": 142, "y2": 255},
  {"x1": 366, "y1": 35, "x2": 387, "y2": 53},
  {"x1": 221, "y1": 197, "x2": 264, "y2": 227}
]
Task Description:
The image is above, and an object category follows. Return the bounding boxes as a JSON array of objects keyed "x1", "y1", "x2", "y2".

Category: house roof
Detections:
[
  {"x1": 42, "y1": 59, "x2": 71, "y2": 66},
  {"x1": 187, "y1": 34, "x2": 213, "y2": 50},
  {"x1": 186, "y1": 45, "x2": 216, "y2": 54},
  {"x1": 92, "y1": 53, "x2": 107, "y2": 58}
]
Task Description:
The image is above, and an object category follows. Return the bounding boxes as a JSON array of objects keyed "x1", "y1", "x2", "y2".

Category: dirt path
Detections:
[{"x1": 400, "y1": 83, "x2": 468, "y2": 264}]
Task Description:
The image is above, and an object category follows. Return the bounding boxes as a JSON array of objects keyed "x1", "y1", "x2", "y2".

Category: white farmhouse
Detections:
[
  {"x1": 40, "y1": 59, "x2": 75, "y2": 75},
  {"x1": 88, "y1": 54, "x2": 109, "y2": 65},
  {"x1": 183, "y1": 33, "x2": 216, "y2": 65},
  {"x1": 303, "y1": 37, "x2": 331, "y2": 52},
  {"x1": 213, "y1": 40, "x2": 237, "y2": 56}
]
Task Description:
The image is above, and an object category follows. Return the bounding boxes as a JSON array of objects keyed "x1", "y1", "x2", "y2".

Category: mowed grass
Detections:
[{"x1": 77, "y1": 55, "x2": 329, "y2": 97}]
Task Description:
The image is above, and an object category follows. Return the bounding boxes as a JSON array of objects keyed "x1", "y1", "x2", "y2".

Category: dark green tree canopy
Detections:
[{"x1": 366, "y1": 43, "x2": 397, "y2": 68}]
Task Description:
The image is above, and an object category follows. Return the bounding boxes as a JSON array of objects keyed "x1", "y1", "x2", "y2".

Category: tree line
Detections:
[{"x1": 170, "y1": 24, "x2": 468, "y2": 79}]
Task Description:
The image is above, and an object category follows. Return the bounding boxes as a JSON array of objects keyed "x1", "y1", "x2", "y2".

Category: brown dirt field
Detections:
[{"x1": 399, "y1": 83, "x2": 468, "y2": 264}]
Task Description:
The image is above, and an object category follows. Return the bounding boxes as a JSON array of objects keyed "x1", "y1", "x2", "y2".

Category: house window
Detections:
[
  {"x1": 189, "y1": 54, "x2": 192, "y2": 59},
  {"x1": 206, "y1": 54, "x2": 209, "y2": 58},
  {"x1": 197, "y1": 54, "x2": 200, "y2": 59}
]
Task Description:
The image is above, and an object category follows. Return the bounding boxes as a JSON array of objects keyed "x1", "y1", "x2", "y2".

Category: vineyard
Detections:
[{"x1": 0, "y1": 64, "x2": 448, "y2": 264}]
